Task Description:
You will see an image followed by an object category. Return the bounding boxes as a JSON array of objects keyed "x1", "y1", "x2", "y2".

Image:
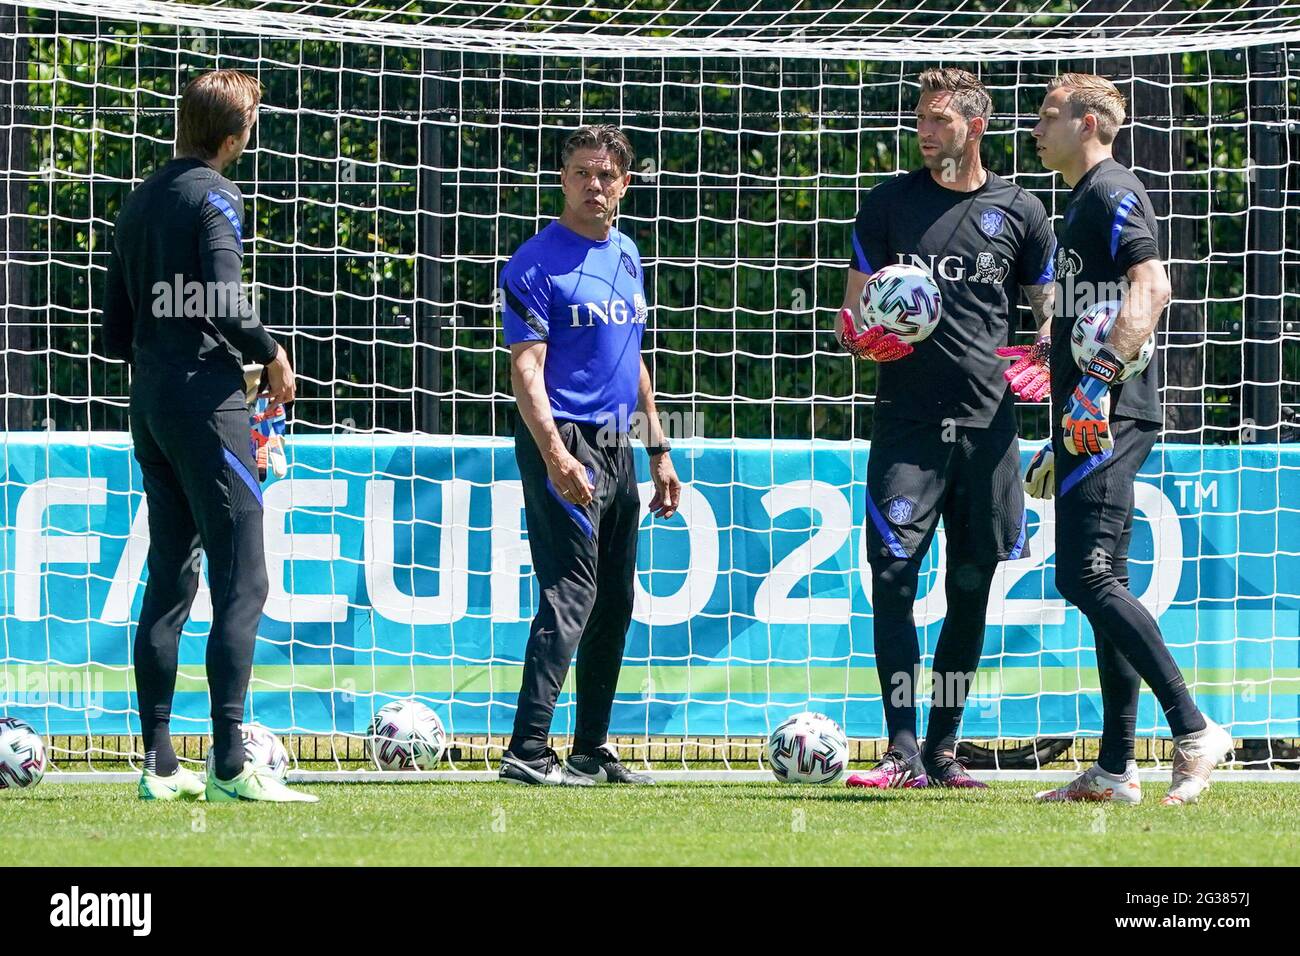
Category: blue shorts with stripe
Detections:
[{"x1": 865, "y1": 417, "x2": 1027, "y2": 567}]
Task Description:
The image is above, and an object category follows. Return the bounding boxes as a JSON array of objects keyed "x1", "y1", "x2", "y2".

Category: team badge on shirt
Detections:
[
  {"x1": 620, "y1": 251, "x2": 638, "y2": 278},
  {"x1": 979, "y1": 209, "x2": 1005, "y2": 237},
  {"x1": 1055, "y1": 245, "x2": 1083, "y2": 277},
  {"x1": 886, "y1": 496, "x2": 915, "y2": 525}
]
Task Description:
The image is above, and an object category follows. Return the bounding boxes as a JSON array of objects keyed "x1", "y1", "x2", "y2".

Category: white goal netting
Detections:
[{"x1": 1, "y1": 0, "x2": 1297, "y2": 771}]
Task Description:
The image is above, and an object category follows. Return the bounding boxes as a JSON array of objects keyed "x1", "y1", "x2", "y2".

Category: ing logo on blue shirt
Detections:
[{"x1": 566, "y1": 295, "x2": 649, "y2": 328}]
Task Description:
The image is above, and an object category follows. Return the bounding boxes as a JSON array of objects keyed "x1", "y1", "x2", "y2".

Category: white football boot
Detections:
[
  {"x1": 1035, "y1": 761, "x2": 1142, "y2": 804},
  {"x1": 1161, "y1": 717, "x2": 1234, "y2": 806}
]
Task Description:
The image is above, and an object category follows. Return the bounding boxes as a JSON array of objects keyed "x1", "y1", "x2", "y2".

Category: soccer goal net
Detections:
[{"x1": 2, "y1": 0, "x2": 1297, "y2": 773}]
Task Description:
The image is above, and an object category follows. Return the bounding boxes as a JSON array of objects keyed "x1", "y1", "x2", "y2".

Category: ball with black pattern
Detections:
[
  {"x1": 765, "y1": 712, "x2": 849, "y2": 785},
  {"x1": 0, "y1": 717, "x2": 47, "y2": 789},
  {"x1": 365, "y1": 699, "x2": 446, "y2": 771}
]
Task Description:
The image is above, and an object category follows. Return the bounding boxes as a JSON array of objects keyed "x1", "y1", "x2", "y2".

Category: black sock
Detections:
[
  {"x1": 141, "y1": 718, "x2": 179, "y2": 777},
  {"x1": 211, "y1": 720, "x2": 245, "y2": 781},
  {"x1": 143, "y1": 746, "x2": 178, "y2": 777}
]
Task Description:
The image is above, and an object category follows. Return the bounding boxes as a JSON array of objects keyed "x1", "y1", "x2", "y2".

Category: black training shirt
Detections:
[
  {"x1": 101, "y1": 157, "x2": 277, "y2": 391},
  {"x1": 851, "y1": 167, "x2": 1056, "y2": 429},
  {"x1": 1049, "y1": 158, "x2": 1162, "y2": 424}
]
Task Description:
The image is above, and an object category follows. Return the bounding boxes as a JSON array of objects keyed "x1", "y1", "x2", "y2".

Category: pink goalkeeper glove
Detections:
[
  {"x1": 995, "y1": 336, "x2": 1051, "y2": 402},
  {"x1": 838, "y1": 308, "x2": 913, "y2": 362}
]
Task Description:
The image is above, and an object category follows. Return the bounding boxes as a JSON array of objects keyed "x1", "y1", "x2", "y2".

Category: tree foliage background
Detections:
[{"x1": 4, "y1": 0, "x2": 1296, "y2": 442}]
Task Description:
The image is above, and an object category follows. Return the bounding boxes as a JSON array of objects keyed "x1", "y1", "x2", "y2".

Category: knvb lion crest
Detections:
[
  {"x1": 971, "y1": 252, "x2": 1008, "y2": 284},
  {"x1": 887, "y1": 496, "x2": 914, "y2": 525},
  {"x1": 980, "y1": 208, "x2": 1005, "y2": 237},
  {"x1": 1055, "y1": 245, "x2": 1083, "y2": 277}
]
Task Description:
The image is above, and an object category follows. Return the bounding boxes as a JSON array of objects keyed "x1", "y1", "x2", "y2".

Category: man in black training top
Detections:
[
  {"x1": 102, "y1": 70, "x2": 314, "y2": 803},
  {"x1": 1028, "y1": 73, "x2": 1232, "y2": 806},
  {"x1": 838, "y1": 68, "x2": 1056, "y2": 790},
  {"x1": 498, "y1": 125, "x2": 681, "y2": 786}
]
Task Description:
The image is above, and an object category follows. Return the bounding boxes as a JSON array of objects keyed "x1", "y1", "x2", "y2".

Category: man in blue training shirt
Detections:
[{"x1": 498, "y1": 125, "x2": 681, "y2": 786}]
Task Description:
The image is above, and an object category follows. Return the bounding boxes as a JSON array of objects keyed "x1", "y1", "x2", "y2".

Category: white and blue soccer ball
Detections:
[
  {"x1": 366, "y1": 699, "x2": 446, "y2": 771},
  {"x1": 205, "y1": 722, "x2": 290, "y2": 780},
  {"x1": 241, "y1": 723, "x2": 289, "y2": 780},
  {"x1": 858, "y1": 263, "x2": 943, "y2": 343},
  {"x1": 1070, "y1": 300, "x2": 1155, "y2": 382},
  {"x1": 765, "y1": 711, "x2": 849, "y2": 785},
  {"x1": 0, "y1": 717, "x2": 47, "y2": 790}
]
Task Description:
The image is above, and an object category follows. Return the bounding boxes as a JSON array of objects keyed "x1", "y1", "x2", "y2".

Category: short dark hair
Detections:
[
  {"x1": 177, "y1": 69, "x2": 261, "y2": 159},
  {"x1": 560, "y1": 124, "x2": 635, "y2": 175},
  {"x1": 917, "y1": 67, "x2": 992, "y2": 124}
]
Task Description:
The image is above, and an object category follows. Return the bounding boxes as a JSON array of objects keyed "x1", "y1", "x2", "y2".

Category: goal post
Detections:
[{"x1": 1, "y1": 0, "x2": 1298, "y2": 774}]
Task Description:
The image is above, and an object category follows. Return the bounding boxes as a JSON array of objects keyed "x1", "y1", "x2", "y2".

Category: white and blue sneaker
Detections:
[
  {"x1": 204, "y1": 760, "x2": 318, "y2": 803},
  {"x1": 138, "y1": 765, "x2": 207, "y2": 801}
]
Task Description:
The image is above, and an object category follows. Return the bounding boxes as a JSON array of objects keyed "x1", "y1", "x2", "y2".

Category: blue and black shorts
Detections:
[{"x1": 864, "y1": 417, "x2": 1028, "y2": 568}]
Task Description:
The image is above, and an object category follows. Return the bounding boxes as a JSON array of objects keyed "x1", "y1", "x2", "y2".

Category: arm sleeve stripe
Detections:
[
  {"x1": 504, "y1": 283, "x2": 548, "y2": 338},
  {"x1": 1033, "y1": 241, "x2": 1057, "y2": 285},
  {"x1": 206, "y1": 190, "x2": 243, "y2": 242},
  {"x1": 851, "y1": 230, "x2": 873, "y2": 274},
  {"x1": 1109, "y1": 191, "x2": 1139, "y2": 260}
]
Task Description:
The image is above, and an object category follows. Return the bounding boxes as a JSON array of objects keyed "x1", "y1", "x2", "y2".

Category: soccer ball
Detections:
[
  {"x1": 858, "y1": 263, "x2": 943, "y2": 343},
  {"x1": 0, "y1": 717, "x2": 47, "y2": 789},
  {"x1": 241, "y1": 723, "x2": 289, "y2": 780},
  {"x1": 205, "y1": 723, "x2": 290, "y2": 779},
  {"x1": 366, "y1": 699, "x2": 446, "y2": 771},
  {"x1": 1070, "y1": 300, "x2": 1155, "y2": 382},
  {"x1": 765, "y1": 711, "x2": 849, "y2": 785}
]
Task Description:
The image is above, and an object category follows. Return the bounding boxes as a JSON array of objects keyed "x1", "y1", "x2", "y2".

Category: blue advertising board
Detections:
[{"x1": 3, "y1": 434, "x2": 1297, "y2": 740}]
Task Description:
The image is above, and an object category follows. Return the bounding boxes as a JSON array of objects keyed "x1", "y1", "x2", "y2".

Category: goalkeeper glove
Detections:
[
  {"x1": 838, "y1": 308, "x2": 913, "y2": 362},
  {"x1": 1062, "y1": 347, "x2": 1121, "y2": 456},
  {"x1": 250, "y1": 398, "x2": 288, "y2": 481},
  {"x1": 1023, "y1": 446, "x2": 1054, "y2": 500},
  {"x1": 995, "y1": 336, "x2": 1051, "y2": 402}
]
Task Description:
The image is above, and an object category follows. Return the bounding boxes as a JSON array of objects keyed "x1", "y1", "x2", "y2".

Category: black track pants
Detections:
[{"x1": 508, "y1": 418, "x2": 641, "y2": 760}]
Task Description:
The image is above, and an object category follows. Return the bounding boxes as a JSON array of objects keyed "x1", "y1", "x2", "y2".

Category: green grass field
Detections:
[{"x1": 3, "y1": 781, "x2": 1298, "y2": 866}]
